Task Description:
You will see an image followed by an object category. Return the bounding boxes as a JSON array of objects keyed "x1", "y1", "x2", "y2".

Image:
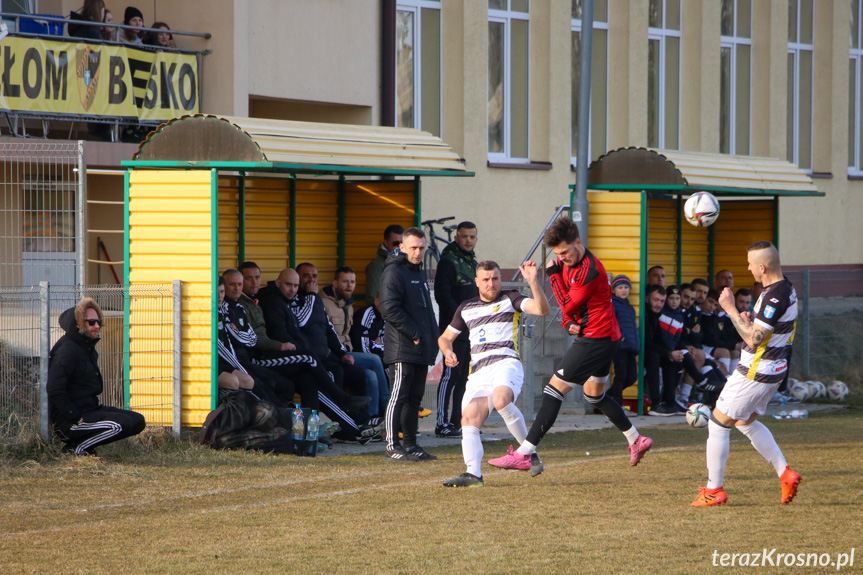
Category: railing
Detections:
[{"x1": 0, "y1": 12, "x2": 211, "y2": 43}]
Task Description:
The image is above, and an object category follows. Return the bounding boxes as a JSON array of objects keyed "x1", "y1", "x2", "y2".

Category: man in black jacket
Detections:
[
  {"x1": 433, "y1": 221, "x2": 478, "y2": 438},
  {"x1": 380, "y1": 227, "x2": 439, "y2": 462},
  {"x1": 47, "y1": 297, "x2": 145, "y2": 455}
]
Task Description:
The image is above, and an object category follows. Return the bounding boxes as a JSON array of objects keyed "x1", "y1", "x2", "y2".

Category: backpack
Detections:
[{"x1": 199, "y1": 390, "x2": 294, "y2": 453}]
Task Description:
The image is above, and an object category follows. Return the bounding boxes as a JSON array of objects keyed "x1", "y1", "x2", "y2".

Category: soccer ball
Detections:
[
  {"x1": 827, "y1": 380, "x2": 849, "y2": 402},
  {"x1": 807, "y1": 380, "x2": 827, "y2": 399},
  {"x1": 683, "y1": 191, "x2": 720, "y2": 227},
  {"x1": 789, "y1": 380, "x2": 811, "y2": 401},
  {"x1": 686, "y1": 403, "x2": 711, "y2": 428}
]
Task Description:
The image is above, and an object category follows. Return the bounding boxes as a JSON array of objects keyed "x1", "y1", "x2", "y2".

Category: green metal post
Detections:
[
  {"x1": 708, "y1": 223, "x2": 715, "y2": 287},
  {"x1": 414, "y1": 177, "x2": 421, "y2": 227},
  {"x1": 676, "y1": 195, "x2": 683, "y2": 284},
  {"x1": 637, "y1": 192, "x2": 648, "y2": 415},
  {"x1": 773, "y1": 196, "x2": 780, "y2": 246},
  {"x1": 210, "y1": 170, "x2": 219, "y2": 410},
  {"x1": 289, "y1": 176, "x2": 297, "y2": 268},
  {"x1": 337, "y1": 176, "x2": 346, "y2": 266},
  {"x1": 238, "y1": 172, "x2": 246, "y2": 263},
  {"x1": 123, "y1": 170, "x2": 131, "y2": 409}
]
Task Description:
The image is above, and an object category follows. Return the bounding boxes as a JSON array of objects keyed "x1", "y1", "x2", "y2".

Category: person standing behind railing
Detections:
[
  {"x1": 119, "y1": 6, "x2": 144, "y2": 45},
  {"x1": 145, "y1": 22, "x2": 175, "y2": 48},
  {"x1": 101, "y1": 9, "x2": 117, "y2": 41},
  {"x1": 67, "y1": 0, "x2": 104, "y2": 40}
]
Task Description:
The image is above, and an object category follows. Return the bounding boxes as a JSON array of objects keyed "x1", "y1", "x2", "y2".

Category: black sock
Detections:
[
  {"x1": 525, "y1": 384, "x2": 564, "y2": 446},
  {"x1": 584, "y1": 391, "x2": 633, "y2": 433}
]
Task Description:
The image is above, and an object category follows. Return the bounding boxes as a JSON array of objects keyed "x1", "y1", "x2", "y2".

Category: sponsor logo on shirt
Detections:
[
  {"x1": 492, "y1": 304, "x2": 501, "y2": 312},
  {"x1": 764, "y1": 305, "x2": 775, "y2": 319},
  {"x1": 773, "y1": 360, "x2": 788, "y2": 373},
  {"x1": 478, "y1": 328, "x2": 486, "y2": 343}
]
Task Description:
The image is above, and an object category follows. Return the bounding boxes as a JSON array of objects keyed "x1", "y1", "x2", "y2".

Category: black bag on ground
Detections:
[{"x1": 199, "y1": 390, "x2": 293, "y2": 453}]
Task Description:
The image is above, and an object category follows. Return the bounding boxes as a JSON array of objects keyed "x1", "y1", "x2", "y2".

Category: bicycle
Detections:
[{"x1": 421, "y1": 216, "x2": 457, "y2": 280}]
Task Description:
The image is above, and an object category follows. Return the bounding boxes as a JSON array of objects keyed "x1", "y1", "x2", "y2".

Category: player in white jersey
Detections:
[
  {"x1": 440, "y1": 260, "x2": 550, "y2": 487},
  {"x1": 692, "y1": 241, "x2": 802, "y2": 507}
]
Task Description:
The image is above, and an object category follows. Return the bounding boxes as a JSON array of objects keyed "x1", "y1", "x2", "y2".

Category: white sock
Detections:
[
  {"x1": 738, "y1": 420, "x2": 787, "y2": 476},
  {"x1": 461, "y1": 426, "x2": 483, "y2": 477},
  {"x1": 678, "y1": 383, "x2": 692, "y2": 402},
  {"x1": 706, "y1": 419, "x2": 732, "y2": 489},
  {"x1": 717, "y1": 357, "x2": 731, "y2": 372},
  {"x1": 497, "y1": 402, "x2": 528, "y2": 445},
  {"x1": 516, "y1": 440, "x2": 536, "y2": 456},
  {"x1": 622, "y1": 426, "x2": 640, "y2": 445},
  {"x1": 729, "y1": 358, "x2": 739, "y2": 372}
]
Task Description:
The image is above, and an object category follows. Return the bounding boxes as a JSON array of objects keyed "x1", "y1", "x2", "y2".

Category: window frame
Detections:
[
  {"x1": 647, "y1": 0, "x2": 682, "y2": 150},
  {"x1": 850, "y1": 0, "x2": 863, "y2": 175},
  {"x1": 488, "y1": 1, "x2": 531, "y2": 163},
  {"x1": 787, "y1": 0, "x2": 814, "y2": 172},
  {"x1": 570, "y1": 6, "x2": 609, "y2": 167},
  {"x1": 396, "y1": 1, "x2": 442, "y2": 136},
  {"x1": 719, "y1": 0, "x2": 752, "y2": 156}
]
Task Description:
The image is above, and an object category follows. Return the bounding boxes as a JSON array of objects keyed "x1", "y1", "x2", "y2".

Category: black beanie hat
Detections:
[{"x1": 124, "y1": 6, "x2": 143, "y2": 24}]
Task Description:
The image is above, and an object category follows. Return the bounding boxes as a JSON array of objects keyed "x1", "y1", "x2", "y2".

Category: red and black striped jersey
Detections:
[{"x1": 548, "y1": 249, "x2": 621, "y2": 340}]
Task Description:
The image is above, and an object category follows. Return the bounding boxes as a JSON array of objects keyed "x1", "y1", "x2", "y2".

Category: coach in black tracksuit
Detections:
[
  {"x1": 48, "y1": 298, "x2": 145, "y2": 455},
  {"x1": 380, "y1": 228, "x2": 438, "y2": 461}
]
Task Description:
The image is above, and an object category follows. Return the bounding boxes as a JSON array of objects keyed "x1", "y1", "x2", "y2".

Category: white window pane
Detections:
[
  {"x1": 735, "y1": 43, "x2": 751, "y2": 154},
  {"x1": 511, "y1": 0, "x2": 529, "y2": 13},
  {"x1": 850, "y1": 58, "x2": 856, "y2": 168},
  {"x1": 488, "y1": 21, "x2": 505, "y2": 154},
  {"x1": 489, "y1": 0, "x2": 506, "y2": 10},
  {"x1": 799, "y1": 49, "x2": 812, "y2": 169},
  {"x1": 665, "y1": 36, "x2": 680, "y2": 149},
  {"x1": 666, "y1": 0, "x2": 681, "y2": 30},
  {"x1": 788, "y1": 0, "x2": 797, "y2": 42},
  {"x1": 511, "y1": 18, "x2": 530, "y2": 158},
  {"x1": 800, "y1": 0, "x2": 813, "y2": 44},
  {"x1": 420, "y1": 8, "x2": 441, "y2": 136},
  {"x1": 853, "y1": 0, "x2": 860, "y2": 50},
  {"x1": 721, "y1": 0, "x2": 734, "y2": 37},
  {"x1": 720, "y1": 46, "x2": 732, "y2": 154},
  {"x1": 396, "y1": 11, "x2": 415, "y2": 129},
  {"x1": 591, "y1": 28, "x2": 608, "y2": 160},
  {"x1": 737, "y1": 0, "x2": 751, "y2": 38},
  {"x1": 649, "y1": 0, "x2": 663, "y2": 28},
  {"x1": 648, "y1": 39, "x2": 660, "y2": 147},
  {"x1": 858, "y1": 60, "x2": 863, "y2": 168}
]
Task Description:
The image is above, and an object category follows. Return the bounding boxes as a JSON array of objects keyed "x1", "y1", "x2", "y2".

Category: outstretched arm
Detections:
[{"x1": 518, "y1": 261, "x2": 550, "y2": 316}]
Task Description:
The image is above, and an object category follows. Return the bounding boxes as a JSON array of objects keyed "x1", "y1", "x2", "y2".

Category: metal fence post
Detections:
[
  {"x1": 39, "y1": 281, "x2": 51, "y2": 442},
  {"x1": 172, "y1": 280, "x2": 182, "y2": 437},
  {"x1": 800, "y1": 268, "x2": 810, "y2": 376}
]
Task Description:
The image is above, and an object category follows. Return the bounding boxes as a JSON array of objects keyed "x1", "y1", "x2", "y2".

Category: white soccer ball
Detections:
[
  {"x1": 683, "y1": 191, "x2": 720, "y2": 227},
  {"x1": 789, "y1": 380, "x2": 811, "y2": 401},
  {"x1": 827, "y1": 380, "x2": 849, "y2": 402},
  {"x1": 807, "y1": 381, "x2": 827, "y2": 399},
  {"x1": 686, "y1": 403, "x2": 711, "y2": 428}
]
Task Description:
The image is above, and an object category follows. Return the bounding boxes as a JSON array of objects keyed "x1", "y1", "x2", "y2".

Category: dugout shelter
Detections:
[
  {"x1": 579, "y1": 147, "x2": 823, "y2": 413},
  {"x1": 122, "y1": 114, "x2": 471, "y2": 425}
]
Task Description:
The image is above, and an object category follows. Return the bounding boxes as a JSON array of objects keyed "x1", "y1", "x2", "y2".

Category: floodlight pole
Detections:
[{"x1": 573, "y1": 0, "x2": 594, "y2": 245}]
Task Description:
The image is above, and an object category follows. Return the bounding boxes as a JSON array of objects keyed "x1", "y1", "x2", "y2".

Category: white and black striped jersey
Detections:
[
  {"x1": 737, "y1": 277, "x2": 797, "y2": 384},
  {"x1": 446, "y1": 290, "x2": 526, "y2": 374}
]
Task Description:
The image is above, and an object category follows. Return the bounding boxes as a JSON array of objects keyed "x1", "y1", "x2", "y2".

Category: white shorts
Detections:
[
  {"x1": 715, "y1": 369, "x2": 779, "y2": 421},
  {"x1": 461, "y1": 357, "x2": 524, "y2": 411}
]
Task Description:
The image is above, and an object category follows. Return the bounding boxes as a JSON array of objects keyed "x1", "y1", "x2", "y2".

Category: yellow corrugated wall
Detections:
[
  {"x1": 294, "y1": 180, "x2": 339, "y2": 281},
  {"x1": 345, "y1": 182, "x2": 416, "y2": 301},
  {"x1": 713, "y1": 200, "x2": 775, "y2": 289},
  {"x1": 128, "y1": 169, "x2": 214, "y2": 426}
]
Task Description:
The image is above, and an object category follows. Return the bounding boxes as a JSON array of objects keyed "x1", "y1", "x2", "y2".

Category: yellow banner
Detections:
[{"x1": 0, "y1": 36, "x2": 199, "y2": 120}]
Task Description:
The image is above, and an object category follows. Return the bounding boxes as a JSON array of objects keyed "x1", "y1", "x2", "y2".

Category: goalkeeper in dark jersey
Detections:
[{"x1": 489, "y1": 217, "x2": 653, "y2": 475}]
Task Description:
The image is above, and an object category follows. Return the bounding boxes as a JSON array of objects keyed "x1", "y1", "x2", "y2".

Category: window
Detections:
[
  {"x1": 647, "y1": 0, "x2": 681, "y2": 150},
  {"x1": 850, "y1": 0, "x2": 863, "y2": 174},
  {"x1": 396, "y1": 1, "x2": 441, "y2": 136},
  {"x1": 488, "y1": 0, "x2": 530, "y2": 161},
  {"x1": 787, "y1": 0, "x2": 813, "y2": 171},
  {"x1": 23, "y1": 186, "x2": 75, "y2": 253},
  {"x1": 720, "y1": 0, "x2": 751, "y2": 155},
  {"x1": 571, "y1": 0, "x2": 609, "y2": 165}
]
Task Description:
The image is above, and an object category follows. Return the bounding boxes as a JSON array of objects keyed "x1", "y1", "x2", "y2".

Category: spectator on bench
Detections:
[
  {"x1": 715, "y1": 269, "x2": 734, "y2": 291},
  {"x1": 47, "y1": 297, "x2": 145, "y2": 455},
  {"x1": 321, "y1": 266, "x2": 390, "y2": 419},
  {"x1": 365, "y1": 225, "x2": 404, "y2": 301},
  {"x1": 691, "y1": 277, "x2": 710, "y2": 310},
  {"x1": 217, "y1": 277, "x2": 255, "y2": 392},
  {"x1": 647, "y1": 265, "x2": 666, "y2": 287},
  {"x1": 701, "y1": 288, "x2": 737, "y2": 375},
  {"x1": 351, "y1": 295, "x2": 385, "y2": 361}
]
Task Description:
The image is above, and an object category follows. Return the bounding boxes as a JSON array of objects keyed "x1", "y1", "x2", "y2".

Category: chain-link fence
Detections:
[{"x1": 0, "y1": 282, "x2": 178, "y2": 444}]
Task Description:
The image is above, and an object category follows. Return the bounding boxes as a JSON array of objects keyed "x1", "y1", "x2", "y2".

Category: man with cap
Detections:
[
  {"x1": 120, "y1": 7, "x2": 144, "y2": 44},
  {"x1": 610, "y1": 274, "x2": 639, "y2": 410}
]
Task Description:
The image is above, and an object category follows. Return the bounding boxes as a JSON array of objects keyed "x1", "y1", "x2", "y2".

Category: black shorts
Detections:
[{"x1": 554, "y1": 337, "x2": 620, "y2": 386}]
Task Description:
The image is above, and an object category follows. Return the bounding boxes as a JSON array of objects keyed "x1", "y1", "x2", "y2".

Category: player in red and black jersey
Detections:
[{"x1": 489, "y1": 217, "x2": 653, "y2": 475}]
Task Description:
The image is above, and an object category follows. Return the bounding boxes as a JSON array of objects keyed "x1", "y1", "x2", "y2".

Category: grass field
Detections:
[{"x1": 1, "y1": 408, "x2": 861, "y2": 574}]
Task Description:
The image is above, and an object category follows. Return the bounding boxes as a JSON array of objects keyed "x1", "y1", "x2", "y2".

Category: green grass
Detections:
[{"x1": 1, "y1": 410, "x2": 861, "y2": 574}]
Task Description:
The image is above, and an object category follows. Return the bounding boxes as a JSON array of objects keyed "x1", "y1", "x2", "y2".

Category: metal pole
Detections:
[
  {"x1": 573, "y1": 0, "x2": 594, "y2": 244},
  {"x1": 77, "y1": 141, "x2": 86, "y2": 286},
  {"x1": 172, "y1": 280, "x2": 182, "y2": 437},
  {"x1": 800, "y1": 268, "x2": 810, "y2": 376},
  {"x1": 39, "y1": 281, "x2": 51, "y2": 442}
]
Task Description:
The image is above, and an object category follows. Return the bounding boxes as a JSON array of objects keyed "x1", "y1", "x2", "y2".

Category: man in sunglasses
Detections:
[{"x1": 47, "y1": 297, "x2": 145, "y2": 455}]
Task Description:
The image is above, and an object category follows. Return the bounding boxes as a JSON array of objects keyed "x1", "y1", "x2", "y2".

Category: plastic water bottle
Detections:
[
  {"x1": 306, "y1": 410, "x2": 320, "y2": 455},
  {"x1": 788, "y1": 409, "x2": 808, "y2": 419},
  {"x1": 292, "y1": 404, "x2": 304, "y2": 440}
]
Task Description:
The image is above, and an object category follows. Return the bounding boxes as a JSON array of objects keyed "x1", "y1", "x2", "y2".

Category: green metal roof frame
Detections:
[
  {"x1": 122, "y1": 160, "x2": 474, "y2": 178},
  {"x1": 572, "y1": 183, "x2": 823, "y2": 197}
]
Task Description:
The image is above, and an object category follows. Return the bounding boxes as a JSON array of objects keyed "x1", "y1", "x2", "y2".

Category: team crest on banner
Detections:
[{"x1": 75, "y1": 47, "x2": 101, "y2": 111}]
